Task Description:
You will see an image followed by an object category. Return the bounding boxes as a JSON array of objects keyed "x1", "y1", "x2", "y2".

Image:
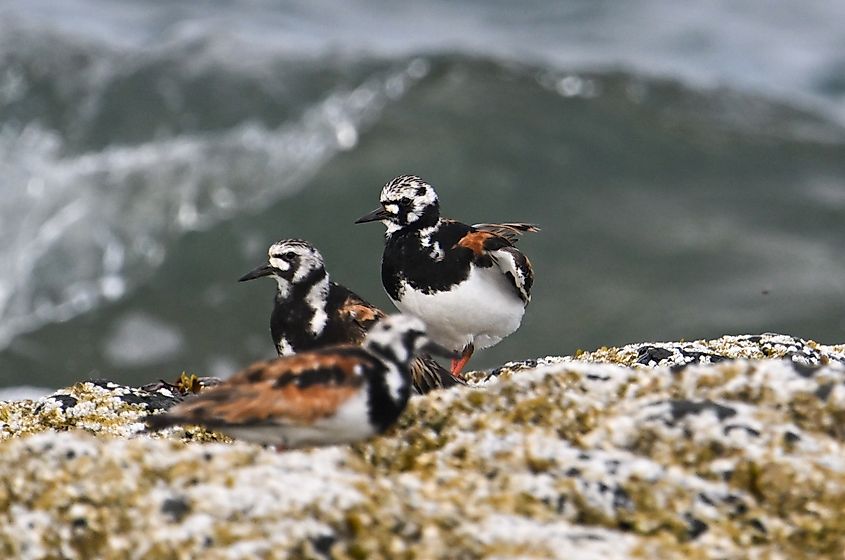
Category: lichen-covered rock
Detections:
[
  {"x1": 479, "y1": 333, "x2": 845, "y2": 380},
  {"x1": 1, "y1": 380, "x2": 177, "y2": 441},
  {"x1": 1, "y1": 333, "x2": 844, "y2": 559},
  {"x1": 0, "y1": 376, "x2": 225, "y2": 442}
]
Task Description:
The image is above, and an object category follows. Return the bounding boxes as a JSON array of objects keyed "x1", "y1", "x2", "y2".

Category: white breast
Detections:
[
  {"x1": 300, "y1": 390, "x2": 376, "y2": 446},
  {"x1": 221, "y1": 390, "x2": 376, "y2": 449},
  {"x1": 392, "y1": 264, "x2": 526, "y2": 351}
]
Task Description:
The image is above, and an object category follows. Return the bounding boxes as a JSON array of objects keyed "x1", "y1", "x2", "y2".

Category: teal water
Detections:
[{"x1": 1, "y1": 3, "x2": 844, "y2": 389}]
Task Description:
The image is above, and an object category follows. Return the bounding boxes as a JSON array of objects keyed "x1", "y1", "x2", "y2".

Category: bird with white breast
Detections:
[{"x1": 356, "y1": 174, "x2": 538, "y2": 377}]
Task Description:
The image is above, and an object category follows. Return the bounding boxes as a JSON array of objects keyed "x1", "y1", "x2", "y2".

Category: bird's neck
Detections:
[
  {"x1": 366, "y1": 341, "x2": 410, "y2": 368},
  {"x1": 385, "y1": 216, "x2": 443, "y2": 241},
  {"x1": 365, "y1": 344, "x2": 412, "y2": 412},
  {"x1": 363, "y1": 358, "x2": 411, "y2": 432},
  {"x1": 271, "y1": 267, "x2": 330, "y2": 350},
  {"x1": 276, "y1": 266, "x2": 328, "y2": 303}
]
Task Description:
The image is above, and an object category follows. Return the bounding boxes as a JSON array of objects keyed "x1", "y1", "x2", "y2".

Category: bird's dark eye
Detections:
[{"x1": 283, "y1": 252, "x2": 297, "y2": 259}]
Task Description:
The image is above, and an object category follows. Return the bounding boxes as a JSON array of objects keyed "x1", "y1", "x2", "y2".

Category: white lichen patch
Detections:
[{"x1": 1, "y1": 333, "x2": 844, "y2": 558}]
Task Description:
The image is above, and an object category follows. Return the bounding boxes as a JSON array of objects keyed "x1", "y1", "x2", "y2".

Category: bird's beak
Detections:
[
  {"x1": 238, "y1": 263, "x2": 273, "y2": 282},
  {"x1": 422, "y1": 341, "x2": 462, "y2": 360},
  {"x1": 355, "y1": 207, "x2": 390, "y2": 224}
]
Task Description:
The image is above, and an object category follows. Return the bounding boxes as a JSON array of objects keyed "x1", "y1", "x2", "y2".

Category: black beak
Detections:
[
  {"x1": 355, "y1": 207, "x2": 390, "y2": 224},
  {"x1": 238, "y1": 263, "x2": 274, "y2": 282},
  {"x1": 422, "y1": 341, "x2": 462, "y2": 360}
]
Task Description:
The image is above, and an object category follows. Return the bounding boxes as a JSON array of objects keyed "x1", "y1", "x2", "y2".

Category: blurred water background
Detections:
[{"x1": 1, "y1": 0, "x2": 844, "y2": 393}]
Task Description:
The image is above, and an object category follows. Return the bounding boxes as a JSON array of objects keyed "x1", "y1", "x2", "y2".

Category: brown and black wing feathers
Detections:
[
  {"x1": 147, "y1": 350, "x2": 371, "y2": 430},
  {"x1": 455, "y1": 229, "x2": 535, "y2": 304},
  {"x1": 471, "y1": 222, "x2": 540, "y2": 244},
  {"x1": 336, "y1": 292, "x2": 386, "y2": 343},
  {"x1": 410, "y1": 355, "x2": 465, "y2": 394}
]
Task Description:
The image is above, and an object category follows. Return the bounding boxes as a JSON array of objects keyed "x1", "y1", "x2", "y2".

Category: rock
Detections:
[{"x1": 1, "y1": 333, "x2": 844, "y2": 558}]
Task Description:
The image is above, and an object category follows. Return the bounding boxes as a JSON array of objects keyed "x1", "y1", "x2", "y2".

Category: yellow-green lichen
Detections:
[{"x1": 0, "y1": 333, "x2": 844, "y2": 558}]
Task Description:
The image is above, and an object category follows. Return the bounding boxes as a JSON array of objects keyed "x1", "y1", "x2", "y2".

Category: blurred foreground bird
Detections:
[{"x1": 145, "y1": 315, "x2": 455, "y2": 449}]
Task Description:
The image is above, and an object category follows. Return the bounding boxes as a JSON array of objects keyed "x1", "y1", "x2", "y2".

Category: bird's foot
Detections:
[{"x1": 450, "y1": 344, "x2": 475, "y2": 379}]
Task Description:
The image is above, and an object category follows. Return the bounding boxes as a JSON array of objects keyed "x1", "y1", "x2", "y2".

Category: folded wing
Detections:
[
  {"x1": 472, "y1": 222, "x2": 540, "y2": 244},
  {"x1": 456, "y1": 229, "x2": 535, "y2": 304},
  {"x1": 148, "y1": 351, "x2": 371, "y2": 429}
]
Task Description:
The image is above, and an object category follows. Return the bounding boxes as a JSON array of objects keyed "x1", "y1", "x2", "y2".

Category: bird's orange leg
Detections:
[{"x1": 450, "y1": 344, "x2": 474, "y2": 378}]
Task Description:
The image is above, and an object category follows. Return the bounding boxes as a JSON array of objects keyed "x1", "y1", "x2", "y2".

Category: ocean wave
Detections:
[
  {"x1": 0, "y1": 44, "x2": 431, "y2": 351},
  {"x1": 4, "y1": 0, "x2": 845, "y2": 124}
]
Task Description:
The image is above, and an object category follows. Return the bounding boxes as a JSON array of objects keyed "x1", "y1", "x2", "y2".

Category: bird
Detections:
[
  {"x1": 145, "y1": 315, "x2": 454, "y2": 449},
  {"x1": 355, "y1": 174, "x2": 538, "y2": 377},
  {"x1": 237, "y1": 238, "x2": 462, "y2": 394}
]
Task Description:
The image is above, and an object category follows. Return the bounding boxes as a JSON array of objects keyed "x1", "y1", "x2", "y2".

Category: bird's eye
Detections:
[{"x1": 283, "y1": 252, "x2": 297, "y2": 259}]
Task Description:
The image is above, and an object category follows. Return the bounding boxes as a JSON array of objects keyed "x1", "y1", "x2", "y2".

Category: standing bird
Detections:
[
  {"x1": 356, "y1": 175, "x2": 538, "y2": 377},
  {"x1": 238, "y1": 239, "x2": 461, "y2": 394},
  {"x1": 146, "y1": 315, "x2": 452, "y2": 449}
]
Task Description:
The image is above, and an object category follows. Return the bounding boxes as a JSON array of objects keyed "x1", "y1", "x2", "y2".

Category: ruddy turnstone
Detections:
[
  {"x1": 238, "y1": 238, "x2": 462, "y2": 394},
  {"x1": 356, "y1": 175, "x2": 538, "y2": 377},
  {"x1": 146, "y1": 315, "x2": 453, "y2": 449}
]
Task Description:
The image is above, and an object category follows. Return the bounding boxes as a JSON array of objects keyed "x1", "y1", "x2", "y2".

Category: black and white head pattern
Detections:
[
  {"x1": 379, "y1": 175, "x2": 440, "y2": 234},
  {"x1": 266, "y1": 239, "x2": 329, "y2": 333},
  {"x1": 266, "y1": 239, "x2": 326, "y2": 285},
  {"x1": 362, "y1": 314, "x2": 429, "y2": 406},
  {"x1": 363, "y1": 314, "x2": 429, "y2": 367}
]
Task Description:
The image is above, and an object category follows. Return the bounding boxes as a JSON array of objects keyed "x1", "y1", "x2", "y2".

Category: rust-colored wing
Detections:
[
  {"x1": 337, "y1": 292, "x2": 386, "y2": 342},
  {"x1": 149, "y1": 349, "x2": 376, "y2": 429},
  {"x1": 455, "y1": 230, "x2": 510, "y2": 257},
  {"x1": 455, "y1": 230, "x2": 534, "y2": 304}
]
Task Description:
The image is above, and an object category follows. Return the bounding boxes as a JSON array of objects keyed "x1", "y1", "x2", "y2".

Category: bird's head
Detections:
[
  {"x1": 355, "y1": 175, "x2": 440, "y2": 235},
  {"x1": 239, "y1": 239, "x2": 326, "y2": 295}
]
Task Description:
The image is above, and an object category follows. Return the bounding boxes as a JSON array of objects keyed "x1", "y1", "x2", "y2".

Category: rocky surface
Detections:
[{"x1": 1, "y1": 333, "x2": 844, "y2": 559}]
